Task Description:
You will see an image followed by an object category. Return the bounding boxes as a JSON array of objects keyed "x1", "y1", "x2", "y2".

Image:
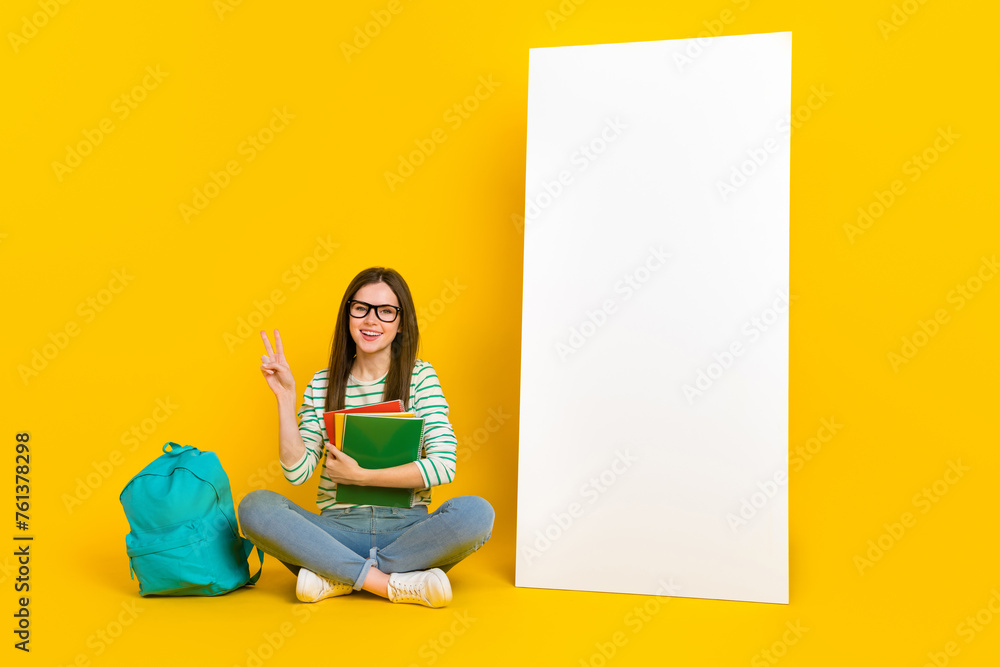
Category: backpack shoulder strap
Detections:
[{"x1": 242, "y1": 537, "x2": 264, "y2": 585}]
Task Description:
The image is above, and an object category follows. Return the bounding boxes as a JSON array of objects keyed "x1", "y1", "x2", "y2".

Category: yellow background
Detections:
[{"x1": 3, "y1": 0, "x2": 998, "y2": 665}]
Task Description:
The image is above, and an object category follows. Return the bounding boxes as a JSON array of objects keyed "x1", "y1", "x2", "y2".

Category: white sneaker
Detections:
[
  {"x1": 296, "y1": 567, "x2": 354, "y2": 602},
  {"x1": 386, "y1": 568, "x2": 452, "y2": 608}
]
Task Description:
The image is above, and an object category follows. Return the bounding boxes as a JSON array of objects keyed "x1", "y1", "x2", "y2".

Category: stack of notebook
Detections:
[{"x1": 322, "y1": 400, "x2": 425, "y2": 508}]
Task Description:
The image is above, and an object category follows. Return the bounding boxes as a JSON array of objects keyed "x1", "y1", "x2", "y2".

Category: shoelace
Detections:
[
  {"x1": 389, "y1": 578, "x2": 426, "y2": 602},
  {"x1": 327, "y1": 575, "x2": 355, "y2": 593},
  {"x1": 306, "y1": 571, "x2": 351, "y2": 598},
  {"x1": 323, "y1": 579, "x2": 351, "y2": 594}
]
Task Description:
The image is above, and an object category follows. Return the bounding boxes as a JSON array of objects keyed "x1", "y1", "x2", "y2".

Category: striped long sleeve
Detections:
[
  {"x1": 410, "y1": 362, "x2": 458, "y2": 488},
  {"x1": 280, "y1": 379, "x2": 325, "y2": 485}
]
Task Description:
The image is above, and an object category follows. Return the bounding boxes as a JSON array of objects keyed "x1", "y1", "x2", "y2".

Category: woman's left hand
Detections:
[{"x1": 324, "y1": 446, "x2": 369, "y2": 485}]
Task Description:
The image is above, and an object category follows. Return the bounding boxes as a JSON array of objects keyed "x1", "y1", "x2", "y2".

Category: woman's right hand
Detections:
[{"x1": 259, "y1": 329, "x2": 296, "y2": 399}]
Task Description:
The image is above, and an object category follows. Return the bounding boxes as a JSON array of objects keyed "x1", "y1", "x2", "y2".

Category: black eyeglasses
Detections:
[{"x1": 347, "y1": 300, "x2": 401, "y2": 323}]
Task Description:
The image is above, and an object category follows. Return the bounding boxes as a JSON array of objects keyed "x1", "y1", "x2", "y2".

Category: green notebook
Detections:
[{"x1": 335, "y1": 413, "x2": 425, "y2": 508}]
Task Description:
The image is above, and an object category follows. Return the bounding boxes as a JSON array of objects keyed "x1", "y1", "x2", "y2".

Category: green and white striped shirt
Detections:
[{"x1": 282, "y1": 359, "x2": 458, "y2": 510}]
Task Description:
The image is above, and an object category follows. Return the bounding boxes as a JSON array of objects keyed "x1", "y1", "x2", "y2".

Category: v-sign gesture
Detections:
[{"x1": 260, "y1": 329, "x2": 296, "y2": 400}]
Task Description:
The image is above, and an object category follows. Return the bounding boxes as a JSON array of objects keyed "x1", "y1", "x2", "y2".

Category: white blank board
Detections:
[{"x1": 516, "y1": 32, "x2": 791, "y2": 604}]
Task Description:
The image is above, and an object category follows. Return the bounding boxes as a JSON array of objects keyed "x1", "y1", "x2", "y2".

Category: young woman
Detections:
[{"x1": 238, "y1": 267, "x2": 494, "y2": 608}]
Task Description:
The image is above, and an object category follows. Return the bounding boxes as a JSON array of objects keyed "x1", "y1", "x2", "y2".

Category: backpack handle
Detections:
[{"x1": 163, "y1": 442, "x2": 192, "y2": 455}]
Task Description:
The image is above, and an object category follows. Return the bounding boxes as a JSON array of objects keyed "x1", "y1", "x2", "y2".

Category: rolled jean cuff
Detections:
[{"x1": 353, "y1": 546, "x2": 378, "y2": 590}]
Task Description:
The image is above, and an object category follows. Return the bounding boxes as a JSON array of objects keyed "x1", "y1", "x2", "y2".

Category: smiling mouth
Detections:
[{"x1": 361, "y1": 330, "x2": 382, "y2": 339}]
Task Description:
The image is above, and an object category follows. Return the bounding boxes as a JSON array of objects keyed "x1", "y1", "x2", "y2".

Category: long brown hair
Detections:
[{"x1": 323, "y1": 267, "x2": 419, "y2": 412}]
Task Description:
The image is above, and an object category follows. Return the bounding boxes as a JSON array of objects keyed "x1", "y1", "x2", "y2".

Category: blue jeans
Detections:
[{"x1": 238, "y1": 489, "x2": 494, "y2": 590}]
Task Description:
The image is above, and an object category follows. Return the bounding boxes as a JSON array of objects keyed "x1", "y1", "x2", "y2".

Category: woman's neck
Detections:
[{"x1": 351, "y1": 353, "x2": 390, "y2": 382}]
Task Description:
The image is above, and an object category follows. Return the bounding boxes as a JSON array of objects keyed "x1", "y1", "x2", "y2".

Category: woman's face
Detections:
[{"x1": 348, "y1": 281, "x2": 400, "y2": 356}]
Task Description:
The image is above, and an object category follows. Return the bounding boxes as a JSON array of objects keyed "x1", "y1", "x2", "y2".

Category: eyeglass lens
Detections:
[{"x1": 349, "y1": 301, "x2": 398, "y2": 322}]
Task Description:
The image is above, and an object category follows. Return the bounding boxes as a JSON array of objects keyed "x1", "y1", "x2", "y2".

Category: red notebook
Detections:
[{"x1": 322, "y1": 400, "x2": 404, "y2": 449}]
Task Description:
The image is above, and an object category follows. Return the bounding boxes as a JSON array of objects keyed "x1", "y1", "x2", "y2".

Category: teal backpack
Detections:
[{"x1": 120, "y1": 442, "x2": 264, "y2": 596}]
